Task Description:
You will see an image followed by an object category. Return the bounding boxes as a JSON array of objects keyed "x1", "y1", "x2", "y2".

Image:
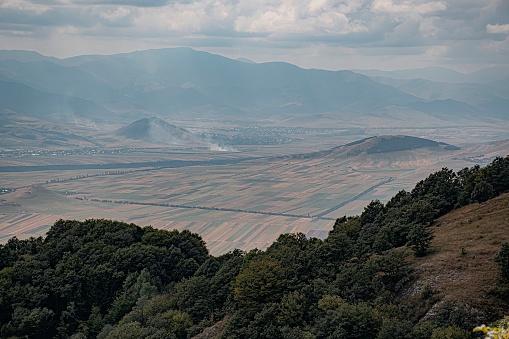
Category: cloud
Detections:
[
  {"x1": 0, "y1": 0, "x2": 52, "y2": 13},
  {"x1": 0, "y1": 0, "x2": 508, "y2": 70},
  {"x1": 72, "y1": 0, "x2": 177, "y2": 7},
  {"x1": 232, "y1": 0, "x2": 367, "y2": 36},
  {"x1": 100, "y1": 7, "x2": 132, "y2": 21},
  {"x1": 487, "y1": 24, "x2": 509, "y2": 34},
  {"x1": 371, "y1": 0, "x2": 447, "y2": 15}
]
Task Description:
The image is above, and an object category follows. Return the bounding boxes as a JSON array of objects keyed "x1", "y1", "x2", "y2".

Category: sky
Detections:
[{"x1": 0, "y1": 0, "x2": 508, "y2": 71}]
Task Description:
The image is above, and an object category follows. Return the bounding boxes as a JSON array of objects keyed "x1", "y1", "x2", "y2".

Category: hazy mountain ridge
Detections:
[
  {"x1": 0, "y1": 48, "x2": 506, "y2": 126},
  {"x1": 353, "y1": 66, "x2": 509, "y2": 83},
  {"x1": 0, "y1": 80, "x2": 116, "y2": 123},
  {"x1": 372, "y1": 76, "x2": 509, "y2": 120}
]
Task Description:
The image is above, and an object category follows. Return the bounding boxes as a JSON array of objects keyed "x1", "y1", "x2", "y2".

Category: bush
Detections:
[
  {"x1": 407, "y1": 224, "x2": 434, "y2": 257},
  {"x1": 496, "y1": 243, "x2": 509, "y2": 280},
  {"x1": 431, "y1": 325, "x2": 472, "y2": 339}
]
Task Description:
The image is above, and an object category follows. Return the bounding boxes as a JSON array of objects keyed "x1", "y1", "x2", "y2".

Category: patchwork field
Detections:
[{"x1": 2, "y1": 132, "x2": 508, "y2": 255}]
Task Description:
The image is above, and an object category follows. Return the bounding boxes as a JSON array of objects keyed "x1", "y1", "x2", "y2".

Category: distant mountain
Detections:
[
  {"x1": 0, "y1": 109, "x2": 97, "y2": 149},
  {"x1": 354, "y1": 66, "x2": 509, "y2": 84},
  {"x1": 372, "y1": 77, "x2": 509, "y2": 120},
  {"x1": 467, "y1": 66, "x2": 509, "y2": 83},
  {"x1": 0, "y1": 48, "x2": 423, "y2": 122},
  {"x1": 0, "y1": 80, "x2": 116, "y2": 123},
  {"x1": 0, "y1": 50, "x2": 59, "y2": 63},
  {"x1": 490, "y1": 76, "x2": 509, "y2": 95},
  {"x1": 0, "y1": 48, "x2": 506, "y2": 126},
  {"x1": 0, "y1": 59, "x2": 123, "y2": 103},
  {"x1": 403, "y1": 99, "x2": 480, "y2": 121},
  {"x1": 236, "y1": 57, "x2": 256, "y2": 64},
  {"x1": 115, "y1": 117, "x2": 203, "y2": 145},
  {"x1": 353, "y1": 66, "x2": 468, "y2": 83},
  {"x1": 289, "y1": 135, "x2": 459, "y2": 160}
]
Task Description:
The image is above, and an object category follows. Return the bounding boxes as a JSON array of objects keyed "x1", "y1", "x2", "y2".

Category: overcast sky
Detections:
[{"x1": 0, "y1": 0, "x2": 508, "y2": 71}]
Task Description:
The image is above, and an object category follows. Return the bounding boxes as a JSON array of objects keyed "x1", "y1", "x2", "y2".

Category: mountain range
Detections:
[{"x1": 0, "y1": 48, "x2": 507, "y2": 128}]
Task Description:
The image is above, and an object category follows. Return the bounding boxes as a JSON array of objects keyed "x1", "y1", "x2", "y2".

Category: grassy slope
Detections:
[{"x1": 411, "y1": 192, "x2": 509, "y2": 320}]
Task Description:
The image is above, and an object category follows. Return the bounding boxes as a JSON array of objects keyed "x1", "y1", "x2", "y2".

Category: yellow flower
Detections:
[{"x1": 474, "y1": 325, "x2": 489, "y2": 334}]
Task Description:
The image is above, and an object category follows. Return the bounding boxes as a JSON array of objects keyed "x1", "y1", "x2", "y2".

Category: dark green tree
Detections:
[
  {"x1": 470, "y1": 180, "x2": 495, "y2": 203},
  {"x1": 234, "y1": 257, "x2": 287, "y2": 309},
  {"x1": 407, "y1": 224, "x2": 434, "y2": 257}
]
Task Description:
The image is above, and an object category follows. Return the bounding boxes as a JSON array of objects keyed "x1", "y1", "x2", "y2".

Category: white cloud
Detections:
[
  {"x1": 0, "y1": 0, "x2": 52, "y2": 13},
  {"x1": 372, "y1": 0, "x2": 447, "y2": 15},
  {"x1": 487, "y1": 23, "x2": 509, "y2": 34},
  {"x1": 100, "y1": 6, "x2": 132, "y2": 21},
  {"x1": 233, "y1": 0, "x2": 367, "y2": 35}
]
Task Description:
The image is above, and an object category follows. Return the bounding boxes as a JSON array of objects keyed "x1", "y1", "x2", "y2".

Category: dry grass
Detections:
[{"x1": 410, "y1": 193, "x2": 509, "y2": 317}]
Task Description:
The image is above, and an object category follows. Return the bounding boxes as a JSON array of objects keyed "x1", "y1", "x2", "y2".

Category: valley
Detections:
[
  {"x1": 2, "y1": 127, "x2": 508, "y2": 255},
  {"x1": 0, "y1": 48, "x2": 508, "y2": 255}
]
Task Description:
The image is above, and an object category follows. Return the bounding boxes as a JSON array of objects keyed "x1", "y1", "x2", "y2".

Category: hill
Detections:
[
  {"x1": 0, "y1": 109, "x2": 97, "y2": 149},
  {"x1": 115, "y1": 117, "x2": 204, "y2": 146},
  {"x1": 289, "y1": 135, "x2": 459, "y2": 159}
]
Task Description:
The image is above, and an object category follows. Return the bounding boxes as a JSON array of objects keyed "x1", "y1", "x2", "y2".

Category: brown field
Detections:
[{"x1": 1, "y1": 125, "x2": 509, "y2": 255}]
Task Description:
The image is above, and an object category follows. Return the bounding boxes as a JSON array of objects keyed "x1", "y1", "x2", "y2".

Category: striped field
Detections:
[{"x1": 1, "y1": 141, "x2": 508, "y2": 255}]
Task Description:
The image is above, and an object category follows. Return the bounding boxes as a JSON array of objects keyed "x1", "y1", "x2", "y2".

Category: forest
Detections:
[{"x1": 1, "y1": 156, "x2": 509, "y2": 338}]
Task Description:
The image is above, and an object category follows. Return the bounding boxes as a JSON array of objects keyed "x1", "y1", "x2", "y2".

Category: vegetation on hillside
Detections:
[{"x1": 1, "y1": 156, "x2": 509, "y2": 338}]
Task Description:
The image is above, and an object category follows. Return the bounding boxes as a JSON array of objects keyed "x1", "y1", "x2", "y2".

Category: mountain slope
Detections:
[
  {"x1": 0, "y1": 80, "x2": 116, "y2": 123},
  {"x1": 71, "y1": 48, "x2": 422, "y2": 117},
  {"x1": 354, "y1": 66, "x2": 509, "y2": 83},
  {"x1": 0, "y1": 109, "x2": 96, "y2": 149},
  {"x1": 0, "y1": 59, "x2": 123, "y2": 103},
  {"x1": 411, "y1": 192, "x2": 509, "y2": 320},
  {"x1": 372, "y1": 77, "x2": 509, "y2": 120}
]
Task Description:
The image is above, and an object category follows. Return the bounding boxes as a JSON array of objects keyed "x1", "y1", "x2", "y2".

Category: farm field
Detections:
[{"x1": 2, "y1": 131, "x2": 508, "y2": 255}]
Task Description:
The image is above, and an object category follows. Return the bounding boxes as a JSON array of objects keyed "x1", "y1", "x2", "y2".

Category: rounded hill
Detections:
[
  {"x1": 290, "y1": 135, "x2": 459, "y2": 160},
  {"x1": 115, "y1": 116, "x2": 202, "y2": 145}
]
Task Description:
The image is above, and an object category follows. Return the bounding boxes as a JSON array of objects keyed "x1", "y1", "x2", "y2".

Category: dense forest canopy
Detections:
[{"x1": 1, "y1": 156, "x2": 509, "y2": 338}]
